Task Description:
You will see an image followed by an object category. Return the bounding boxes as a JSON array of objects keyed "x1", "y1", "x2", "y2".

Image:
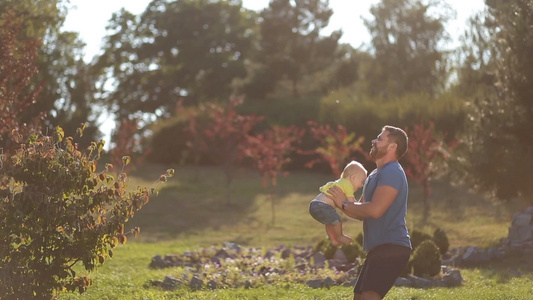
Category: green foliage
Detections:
[
  {"x1": 248, "y1": 0, "x2": 341, "y2": 98},
  {"x1": 354, "y1": 232, "x2": 363, "y2": 247},
  {"x1": 409, "y1": 240, "x2": 442, "y2": 277},
  {"x1": 319, "y1": 90, "x2": 466, "y2": 155},
  {"x1": 460, "y1": 0, "x2": 533, "y2": 200},
  {"x1": 432, "y1": 228, "x2": 450, "y2": 255},
  {"x1": 148, "y1": 117, "x2": 195, "y2": 165},
  {"x1": 0, "y1": 126, "x2": 172, "y2": 299},
  {"x1": 409, "y1": 229, "x2": 432, "y2": 250},
  {"x1": 95, "y1": 0, "x2": 255, "y2": 118},
  {"x1": 363, "y1": 0, "x2": 453, "y2": 97},
  {"x1": 313, "y1": 237, "x2": 361, "y2": 262},
  {"x1": 340, "y1": 243, "x2": 362, "y2": 263},
  {"x1": 312, "y1": 237, "x2": 337, "y2": 259}
]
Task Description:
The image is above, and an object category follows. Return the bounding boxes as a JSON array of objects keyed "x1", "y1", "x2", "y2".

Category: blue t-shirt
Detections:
[{"x1": 362, "y1": 161, "x2": 411, "y2": 252}]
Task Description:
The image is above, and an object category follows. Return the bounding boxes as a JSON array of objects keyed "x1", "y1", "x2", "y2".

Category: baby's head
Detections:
[{"x1": 341, "y1": 161, "x2": 367, "y2": 189}]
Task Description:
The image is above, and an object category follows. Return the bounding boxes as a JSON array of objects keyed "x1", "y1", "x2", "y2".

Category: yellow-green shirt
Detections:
[{"x1": 319, "y1": 178, "x2": 355, "y2": 197}]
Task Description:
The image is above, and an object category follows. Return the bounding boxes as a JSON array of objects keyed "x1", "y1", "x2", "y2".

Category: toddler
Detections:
[{"x1": 309, "y1": 161, "x2": 367, "y2": 245}]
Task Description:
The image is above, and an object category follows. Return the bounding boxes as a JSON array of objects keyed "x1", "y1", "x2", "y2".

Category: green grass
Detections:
[{"x1": 59, "y1": 164, "x2": 532, "y2": 299}]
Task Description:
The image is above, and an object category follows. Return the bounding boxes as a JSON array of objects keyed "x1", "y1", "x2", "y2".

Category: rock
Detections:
[
  {"x1": 394, "y1": 277, "x2": 412, "y2": 287},
  {"x1": 311, "y1": 251, "x2": 326, "y2": 268},
  {"x1": 408, "y1": 275, "x2": 433, "y2": 288},
  {"x1": 162, "y1": 275, "x2": 183, "y2": 291},
  {"x1": 307, "y1": 279, "x2": 323, "y2": 289},
  {"x1": 442, "y1": 269, "x2": 463, "y2": 287},
  {"x1": 281, "y1": 248, "x2": 292, "y2": 259},
  {"x1": 332, "y1": 249, "x2": 348, "y2": 263},
  {"x1": 244, "y1": 279, "x2": 252, "y2": 289},
  {"x1": 323, "y1": 276, "x2": 336, "y2": 288},
  {"x1": 190, "y1": 276, "x2": 203, "y2": 290},
  {"x1": 462, "y1": 246, "x2": 477, "y2": 261},
  {"x1": 207, "y1": 279, "x2": 217, "y2": 290},
  {"x1": 512, "y1": 212, "x2": 531, "y2": 226},
  {"x1": 223, "y1": 242, "x2": 241, "y2": 252}
]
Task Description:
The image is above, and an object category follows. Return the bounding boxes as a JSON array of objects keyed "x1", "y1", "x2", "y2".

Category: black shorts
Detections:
[{"x1": 354, "y1": 243, "x2": 411, "y2": 298}]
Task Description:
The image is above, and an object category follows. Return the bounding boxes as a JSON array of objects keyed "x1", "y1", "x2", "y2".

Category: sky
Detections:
[{"x1": 63, "y1": 0, "x2": 486, "y2": 64}]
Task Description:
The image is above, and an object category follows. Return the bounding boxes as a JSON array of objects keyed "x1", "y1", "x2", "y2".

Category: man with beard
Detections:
[{"x1": 327, "y1": 125, "x2": 411, "y2": 300}]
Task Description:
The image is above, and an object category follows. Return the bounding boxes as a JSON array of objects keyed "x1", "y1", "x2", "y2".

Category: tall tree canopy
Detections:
[
  {"x1": 94, "y1": 0, "x2": 256, "y2": 120},
  {"x1": 0, "y1": 0, "x2": 101, "y2": 144},
  {"x1": 245, "y1": 0, "x2": 341, "y2": 98},
  {"x1": 363, "y1": 0, "x2": 453, "y2": 98},
  {"x1": 463, "y1": 0, "x2": 533, "y2": 200}
]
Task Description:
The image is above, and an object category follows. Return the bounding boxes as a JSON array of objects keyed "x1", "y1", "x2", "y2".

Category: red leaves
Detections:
[
  {"x1": 0, "y1": 9, "x2": 44, "y2": 154},
  {"x1": 244, "y1": 125, "x2": 304, "y2": 189},
  {"x1": 304, "y1": 120, "x2": 368, "y2": 177},
  {"x1": 403, "y1": 121, "x2": 460, "y2": 199}
]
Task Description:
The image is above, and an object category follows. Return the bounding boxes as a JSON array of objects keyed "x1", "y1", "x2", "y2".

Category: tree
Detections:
[
  {"x1": 244, "y1": 125, "x2": 304, "y2": 224},
  {"x1": 363, "y1": 0, "x2": 453, "y2": 98},
  {"x1": 186, "y1": 96, "x2": 264, "y2": 204},
  {"x1": 247, "y1": 0, "x2": 341, "y2": 98},
  {"x1": 94, "y1": 0, "x2": 256, "y2": 120},
  {"x1": 463, "y1": 0, "x2": 533, "y2": 200},
  {"x1": 0, "y1": 0, "x2": 101, "y2": 144},
  {"x1": 109, "y1": 117, "x2": 151, "y2": 174},
  {"x1": 403, "y1": 121, "x2": 458, "y2": 222},
  {"x1": 0, "y1": 126, "x2": 173, "y2": 298},
  {"x1": 0, "y1": 7, "x2": 44, "y2": 153},
  {"x1": 304, "y1": 120, "x2": 369, "y2": 177}
]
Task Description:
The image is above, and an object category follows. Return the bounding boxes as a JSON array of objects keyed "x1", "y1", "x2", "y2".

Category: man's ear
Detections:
[{"x1": 388, "y1": 143, "x2": 397, "y2": 152}]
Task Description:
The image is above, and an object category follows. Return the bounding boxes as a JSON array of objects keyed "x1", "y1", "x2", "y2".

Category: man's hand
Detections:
[{"x1": 326, "y1": 186, "x2": 348, "y2": 209}]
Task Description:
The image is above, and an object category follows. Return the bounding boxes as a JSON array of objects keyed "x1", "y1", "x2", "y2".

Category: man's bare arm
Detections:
[{"x1": 327, "y1": 185, "x2": 398, "y2": 219}]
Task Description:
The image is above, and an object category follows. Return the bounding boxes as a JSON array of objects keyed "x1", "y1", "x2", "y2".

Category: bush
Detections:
[
  {"x1": 312, "y1": 238, "x2": 337, "y2": 259},
  {"x1": 410, "y1": 240, "x2": 442, "y2": 277},
  {"x1": 340, "y1": 243, "x2": 362, "y2": 263},
  {"x1": 432, "y1": 228, "x2": 450, "y2": 255},
  {"x1": 319, "y1": 90, "x2": 466, "y2": 155},
  {"x1": 148, "y1": 117, "x2": 198, "y2": 165},
  {"x1": 0, "y1": 127, "x2": 172, "y2": 299},
  {"x1": 410, "y1": 229, "x2": 432, "y2": 250},
  {"x1": 355, "y1": 232, "x2": 363, "y2": 247}
]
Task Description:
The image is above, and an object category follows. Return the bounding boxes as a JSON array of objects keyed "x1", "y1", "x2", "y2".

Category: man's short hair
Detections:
[{"x1": 383, "y1": 125, "x2": 408, "y2": 159}]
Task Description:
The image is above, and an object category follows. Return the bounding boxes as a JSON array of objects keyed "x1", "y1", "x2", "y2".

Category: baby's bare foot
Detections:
[
  {"x1": 337, "y1": 235, "x2": 352, "y2": 245},
  {"x1": 331, "y1": 239, "x2": 342, "y2": 246}
]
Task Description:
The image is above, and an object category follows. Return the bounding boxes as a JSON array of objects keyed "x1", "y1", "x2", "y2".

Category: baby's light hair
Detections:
[{"x1": 340, "y1": 161, "x2": 367, "y2": 179}]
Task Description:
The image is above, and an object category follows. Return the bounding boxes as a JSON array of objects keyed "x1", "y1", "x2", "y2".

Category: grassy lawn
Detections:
[{"x1": 59, "y1": 163, "x2": 533, "y2": 299}]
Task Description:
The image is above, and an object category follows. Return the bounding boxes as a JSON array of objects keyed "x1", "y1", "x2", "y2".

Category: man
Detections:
[{"x1": 328, "y1": 125, "x2": 411, "y2": 300}]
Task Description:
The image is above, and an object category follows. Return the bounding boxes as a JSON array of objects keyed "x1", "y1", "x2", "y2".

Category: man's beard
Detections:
[{"x1": 370, "y1": 144, "x2": 387, "y2": 160}]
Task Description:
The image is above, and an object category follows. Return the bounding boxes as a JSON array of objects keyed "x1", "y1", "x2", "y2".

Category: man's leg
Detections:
[{"x1": 353, "y1": 244, "x2": 411, "y2": 299}]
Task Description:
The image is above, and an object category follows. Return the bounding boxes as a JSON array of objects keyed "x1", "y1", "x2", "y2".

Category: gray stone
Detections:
[
  {"x1": 311, "y1": 251, "x2": 326, "y2": 268},
  {"x1": 513, "y1": 213, "x2": 531, "y2": 226},
  {"x1": 442, "y1": 269, "x2": 463, "y2": 287},
  {"x1": 323, "y1": 276, "x2": 336, "y2": 288},
  {"x1": 524, "y1": 206, "x2": 533, "y2": 214},
  {"x1": 190, "y1": 276, "x2": 204, "y2": 290},
  {"x1": 244, "y1": 279, "x2": 252, "y2": 289},
  {"x1": 462, "y1": 246, "x2": 477, "y2": 261},
  {"x1": 517, "y1": 225, "x2": 532, "y2": 241},
  {"x1": 332, "y1": 249, "x2": 348, "y2": 263},
  {"x1": 207, "y1": 279, "x2": 217, "y2": 290},
  {"x1": 264, "y1": 249, "x2": 276, "y2": 259},
  {"x1": 149, "y1": 255, "x2": 165, "y2": 268},
  {"x1": 223, "y1": 242, "x2": 241, "y2": 252},
  {"x1": 214, "y1": 249, "x2": 230, "y2": 259},
  {"x1": 306, "y1": 279, "x2": 323, "y2": 289},
  {"x1": 162, "y1": 275, "x2": 183, "y2": 291},
  {"x1": 408, "y1": 275, "x2": 433, "y2": 288},
  {"x1": 281, "y1": 248, "x2": 292, "y2": 259},
  {"x1": 394, "y1": 277, "x2": 412, "y2": 287}
]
